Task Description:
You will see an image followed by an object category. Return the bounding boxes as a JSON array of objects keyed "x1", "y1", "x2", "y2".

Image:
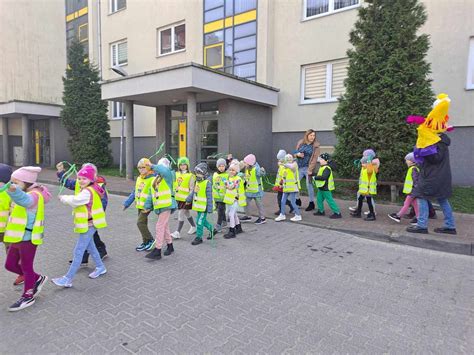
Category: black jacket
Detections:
[
  {"x1": 412, "y1": 134, "x2": 452, "y2": 199},
  {"x1": 313, "y1": 165, "x2": 332, "y2": 191}
]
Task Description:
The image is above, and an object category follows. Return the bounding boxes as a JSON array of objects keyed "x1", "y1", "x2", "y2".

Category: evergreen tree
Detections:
[
  {"x1": 333, "y1": 0, "x2": 433, "y2": 181},
  {"x1": 60, "y1": 40, "x2": 112, "y2": 167}
]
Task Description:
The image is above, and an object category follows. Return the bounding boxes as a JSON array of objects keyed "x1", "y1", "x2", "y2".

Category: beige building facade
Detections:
[{"x1": 0, "y1": 0, "x2": 70, "y2": 167}]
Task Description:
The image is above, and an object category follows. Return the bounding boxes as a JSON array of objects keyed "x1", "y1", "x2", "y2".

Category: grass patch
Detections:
[
  {"x1": 99, "y1": 167, "x2": 125, "y2": 177},
  {"x1": 449, "y1": 186, "x2": 474, "y2": 214}
]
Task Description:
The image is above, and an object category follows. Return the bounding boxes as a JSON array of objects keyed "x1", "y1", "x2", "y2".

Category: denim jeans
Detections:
[
  {"x1": 281, "y1": 192, "x2": 300, "y2": 216},
  {"x1": 66, "y1": 227, "x2": 104, "y2": 280},
  {"x1": 417, "y1": 198, "x2": 455, "y2": 229},
  {"x1": 298, "y1": 166, "x2": 315, "y2": 202}
]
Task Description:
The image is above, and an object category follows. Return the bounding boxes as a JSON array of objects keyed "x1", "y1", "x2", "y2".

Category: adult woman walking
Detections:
[{"x1": 294, "y1": 129, "x2": 321, "y2": 211}]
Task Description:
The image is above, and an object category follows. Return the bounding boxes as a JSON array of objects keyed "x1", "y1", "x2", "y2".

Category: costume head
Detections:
[
  {"x1": 194, "y1": 163, "x2": 208, "y2": 181},
  {"x1": 158, "y1": 157, "x2": 171, "y2": 169},
  {"x1": 177, "y1": 156, "x2": 190, "y2": 171},
  {"x1": 407, "y1": 93, "x2": 452, "y2": 149},
  {"x1": 77, "y1": 166, "x2": 96, "y2": 182},
  {"x1": 243, "y1": 154, "x2": 256, "y2": 167},
  {"x1": 318, "y1": 153, "x2": 331, "y2": 164},
  {"x1": 137, "y1": 158, "x2": 152, "y2": 169},
  {"x1": 216, "y1": 158, "x2": 226, "y2": 169},
  {"x1": 228, "y1": 163, "x2": 240, "y2": 174},
  {"x1": 276, "y1": 150, "x2": 286, "y2": 161},
  {"x1": 405, "y1": 152, "x2": 416, "y2": 163},
  {"x1": 0, "y1": 163, "x2": 13, "y2": 183},
  {"x1": 285, "y1": 154, "x2": 294, "y2": 163},
  {"x1": 11, "y1": 166, "x2": 41, "y2": 184}
]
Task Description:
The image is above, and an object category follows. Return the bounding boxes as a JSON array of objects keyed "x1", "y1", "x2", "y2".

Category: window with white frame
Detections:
[
  {"x1": 111, "y1": 101, "x2": 125, "y2": 120},
  {"x1": 158, "y1": 23, "x2": 186, "y2": 56},
  {"x1": 110, "y1": 40, "x2": 127, "y2": 67},
  {"x1": 110, "y1": 0, "x2": 126, "y2": 14},
  {"x1": 304, "y1": 0, "x2": 360, "y2": 20},
  {"x1": 467, "y1": 37, "x2": 474, "y2": 90},
  {"x1": 301, "y1": 58, "x2": 349, "y2": 103}
]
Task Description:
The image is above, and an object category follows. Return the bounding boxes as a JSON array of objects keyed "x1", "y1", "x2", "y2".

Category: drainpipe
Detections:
[{"x1": 97, "y1": 0, "x2": 102, "y2": 79}]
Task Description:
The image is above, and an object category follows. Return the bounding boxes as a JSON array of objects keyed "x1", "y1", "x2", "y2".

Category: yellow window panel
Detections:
[
  {"x1": 224, "y1": 16, "x2": 233, "y2": 28},
  {"x1": 66, "y1": 6, "x2": 88, "y2": 22},
  {"x1": 234, "y1": 9, "x2": 257, "y2": 26},
  {"x1": 78, "y1": 6, "x2": 88, "y2": 17},
  {"x1": 204, "y1": 43, "x2": 224, "y2": 69},
  {"x1": 204, "y1": 19, "x2": 224, "y2": 34}
]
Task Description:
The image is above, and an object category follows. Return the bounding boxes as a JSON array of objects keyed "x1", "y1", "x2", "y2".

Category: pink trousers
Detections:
[
  {"x1": 398, "y1": 195, "x2": 419, "y2": 217},
  {"x1": 155, "y1": 210, "x2": 172, "y2": 249}
]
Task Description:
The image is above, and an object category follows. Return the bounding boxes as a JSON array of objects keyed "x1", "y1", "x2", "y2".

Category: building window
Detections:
[
  {"x1": 199, "y1": 119, "x2": 218, "y2": 164},
  {"x1": 110, "y1": 0, "x2": 126, "y2": 14},
  {"x1": 158, "y1": 23, "x2": 186, "y2": 56},
  {"x1": 203, "y1": 0, "x2": 257, "y2": 80},
  {"x1": 301, "y1": 58, "x2": 349, "y2": 104},
  {"x1": 304, "y1": 0, "x2": 359, "y2": 20},
  {"x1": 78, "y1": 23, "x2": 88, "y2": 42},
  {"x1": 110, "y1": 40, "x2": 127, "y2": 67},
  {"x1": 111, "y1": 101, "x2": 125, "y2": 120},
  {"x1": 467, "y1": 37, "x2": 474, "y2": 90}
]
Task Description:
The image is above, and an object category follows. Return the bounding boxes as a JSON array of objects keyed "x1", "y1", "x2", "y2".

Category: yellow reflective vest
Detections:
[
  {"x1": 151, "y1": 177, "x2": 173, "y2": 210},
  {"x1": 174, "y1": 172, "x2": 193, "y2": 202},
  {"x1": 223, "y1": 176, "x2": 247, "y2": 207},
  {"x1": 73, "y1": 187, "x2": 107, "y2": 234},
  {"x1": 403, "y1": 166, "x2": 419, "y2": 195},
  {"x1": 0, "y1": 191, "x2": 11, "y2": 233},
  {"x1": 192, "y1": 180, "x2": 209, "y2": 212},
  {"x1": 358, "y1": 167, "x2": 377, "y2": 195},
  {"x1": 135, "y1": 176, "x2": 153, "y2": 209},
  {"x1": 4, "y1": 191, "x2": 45, "y2": 245},
  {"x1": 212, "y1": 172, "x2": 228, "y2": 201},
  {"x1": 315, "y1": 165, "x2": 335, "y2": 191},
  {"x1": 274, "y1": 165, "x2": 285, "y2": 188},
  {"x1": 282, "y1": 167, "x2": 300, "y2": 193},
  {"x1": 245, "y1": 168, "x2": 261, "y2": 193}
]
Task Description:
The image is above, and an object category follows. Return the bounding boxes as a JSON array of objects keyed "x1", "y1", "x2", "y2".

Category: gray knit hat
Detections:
[
  {"x1": 405, "y1": 152, "x2": 416, "y2": 162},
  {"x1": 276, "y1": 149, "x2": 286, "y2": 160},
  {"x1": 216, "y1": 158, "x2": 226, "y2": 168}
]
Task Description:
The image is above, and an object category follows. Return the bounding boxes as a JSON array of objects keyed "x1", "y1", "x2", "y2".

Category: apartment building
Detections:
[
  {"x1": 0, "y1": 0, "x2": 70, "y2": 167},
  {"x1": 94, "y1": 0, "x2": 473, "y2": 183}
]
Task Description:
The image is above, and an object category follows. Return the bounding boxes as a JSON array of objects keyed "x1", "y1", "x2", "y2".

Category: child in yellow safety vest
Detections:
[
  {"x1": 240, "y1": 154, "x2": 267, "y2": 225},
  {"x1": 53, "y1": 165, "x2": 107, "y2": 288},
  {"x1": 171, "y1": 156, "x2": 197, "y2": 239},
  {"x1": 0, "y1": 163, "x2": 13, "y2": 253},
  {"x1": 272, "y1": 150, "x2": 294, "y2": 216},
  {"x1": 143, "y1": 158, "x2": 178, "y2": 260},
  {"x1": 212, "y1": 158, "x2": 228, "y2": 233},
  {"x1": 223, "y1": 162, "x2": 246, "y2": 239},
  {"x1": 186, "y1": 163, "x2": 214, "y2": 245},
  {"x1": 388, "y1": 153, "x2": 420, "y2": 223},
  {"x1": 3, "y1": 166, "x2": 51, "y2": 312},
  {"x1": 123, "y1": 158, "x2": 156, "y2": 251},
  {"x1": 313, "y1": 153, "x2": 341, "y2": 219},
  {"x1": 350, "y1": 151, "x2": 378, "y2": 221},
  {"x1": 275, "y1": 154, "x2": 302, "y2": 222}
]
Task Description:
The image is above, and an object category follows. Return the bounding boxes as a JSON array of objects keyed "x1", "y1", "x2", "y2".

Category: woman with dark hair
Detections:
[{"x1": 294, "y1": 129, "x2": 321, "y2": 211}]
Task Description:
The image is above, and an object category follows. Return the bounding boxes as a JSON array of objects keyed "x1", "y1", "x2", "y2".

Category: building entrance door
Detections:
[{"x1": 31, "y1": 119, "x2": 51, "y2": 166}]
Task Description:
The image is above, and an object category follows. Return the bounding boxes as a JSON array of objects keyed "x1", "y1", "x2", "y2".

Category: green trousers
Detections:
[
  {"x1": 196, "y1": 212, "x2": 213, "y2": 239},
  {"x1": 137, "y1": 210, "x2": 154, "y2": 243},
  {"x1": 317, "y1": 189, "x2": 340, "y2": 214}
]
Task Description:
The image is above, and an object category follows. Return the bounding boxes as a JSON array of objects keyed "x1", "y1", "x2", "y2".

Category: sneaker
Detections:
[
  {"x1": 313, "y1": 210, "x2": 325, "y2": 216},
  {"x1": 164, "y1": 243, "x2": 174, "y2": 255},
  {"x1": 171, "y1": 231, "x2": 181, "y2": 239},
  {"x1": 188, "y1": 226, "x2": 197, "y2": 235},
  {"x1": 254, "y1": 218, "x2": 267, "y2": 225},
  {"x1": 275, "y1": 214, "x2": 286, "y2": 222},
  {"x1": 350, "y1": 211, "x2": 362, "y2": 218},
  {"x1": 434, "y1": 227, "x2": 457, "y2": 235},
  {"x1": 215, "y1": 224, "x2": 222, "y2": 233},
  {"x1": 348, "y1": 206, "x2": 357, "y2": 212},
  {"x1": 235, "y1": 224, "x2": 243, "y2": 234},
  {"x1": 145, "y1": 248, "x2": 162, "y2": 260},
  {"x1": 388, "y1": 213, "x2": 401, "y2": 223},
  {"x1": 33, "y1": 275, "x2": 48, "y2": 298},
  {"x1": 145, "y1": 240, "x2": 156, "y2": 251},
  {"x1": 240, "y1": 216, "x2": 252, "y2": 222},
  {"x1": 364, "y1": 211, "x2": 377, "y2": 216},
  {"x1": 364, "y1": 213, "x2": 376, "y2": 221},
  {"x1": 100, "y1": 253, "x2": 108, "y2": 260},
  {"x1": 305, "y1": 202, "x2": 315, "y2": 212},
  {"x1": 290, "y1": 215, "x2": 302, "y2": 222},
  {"x1": 68, "y1": 259, "x2": 88, "y2": 266},
  {"x1": 406, "y1": 226, "x2": 428, "y2": 234},
  {"x1": 410, "y1": 217, "x2": 418, "y2": 225},
  {"x1": 13, "y1": 275, "x2": 25, "y2": 286},
  {"x1": 191, "y1": 237, "x2": 203, "y2": 245},
  {"x1": 89, "y1": 267, "x2": 107, "y2": 279},
  {"x1": 329, "y1": 213, "x2": 342, "y2": 219},
  {"x1": 52, "y1": 276, "x2": 73, "y2": 288},
  {"x1": 8, "y1": 296, "x2": 35, "y2": 312},
  {"x1": 135, "y1": 243, "x2": 147, "y2": 252}
]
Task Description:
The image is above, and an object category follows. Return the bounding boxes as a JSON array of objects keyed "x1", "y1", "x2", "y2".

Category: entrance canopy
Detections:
[
  {"x1": 0, "y1": 100, "x2": 62, "y2": 120},
  {"x1": 101, "y1": 62, "x2": 279, "y2": 107}
]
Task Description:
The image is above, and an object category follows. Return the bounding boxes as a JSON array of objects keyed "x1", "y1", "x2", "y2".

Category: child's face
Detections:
[
  {"x1": 319, "y1": 159, "x2": 327, "y2": 165},
  {"x1": 11, "y1": 177, "x2": 26, "y2": 191},
  {"x1": 179, "y1": 164, "x2": 188, "y2": 172},
  {"x1": 217, "y1": 165, "x2": 226, "y2": 172},
  {"x1": 137, "y1": 166, "x2": 148, "y2": 175},
  {"x1": 196, "y1": 173, "x2": 204, "y2": 180},
  {"x1": 405, "y1": 159, "x2": 414, "y2": 166},
  {"x1": 228, "y1": 169, "x2": 237, "y2": 177},
  {"x1": 78, "y1": 176, "x2": 91, "y2": 188}
]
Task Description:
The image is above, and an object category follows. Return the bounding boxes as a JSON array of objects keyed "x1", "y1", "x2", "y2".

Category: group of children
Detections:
[{"x1": 0, "y1": 143, "x2": 427, "y2": 312}]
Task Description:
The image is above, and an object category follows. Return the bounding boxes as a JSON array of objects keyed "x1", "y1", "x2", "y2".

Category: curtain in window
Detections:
[
  {"x1": 161, "y1": 29, "x2": 171, "y2": 54},
  {"x1": 334, "y1": 0, "x2": 358, "y2": 10},
  {"x1": 304, "y1": 63, "x2": 327, "y2": 100},
  {"x1": 174, "y1": 24, "x2": 186, "y2": 51},
  {"x1": 306, "y1": 0, "x2": 329, "y2": 17}
]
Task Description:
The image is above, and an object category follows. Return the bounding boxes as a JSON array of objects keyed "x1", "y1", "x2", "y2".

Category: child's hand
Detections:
[{"x1": 8, "y1": 183, "x2": 16, "y2": 192}]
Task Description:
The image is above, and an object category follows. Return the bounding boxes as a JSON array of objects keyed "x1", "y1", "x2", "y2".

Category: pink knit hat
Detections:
[
  {"x1": 243, "y1": 154, "x2": 256, "y2": 166},
  {"x1": 77, "y1": 166, "x2": 96, "y2": 182},
  {"x1": 11, "y1": 166, "x2": 41, "y2": 184}
]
